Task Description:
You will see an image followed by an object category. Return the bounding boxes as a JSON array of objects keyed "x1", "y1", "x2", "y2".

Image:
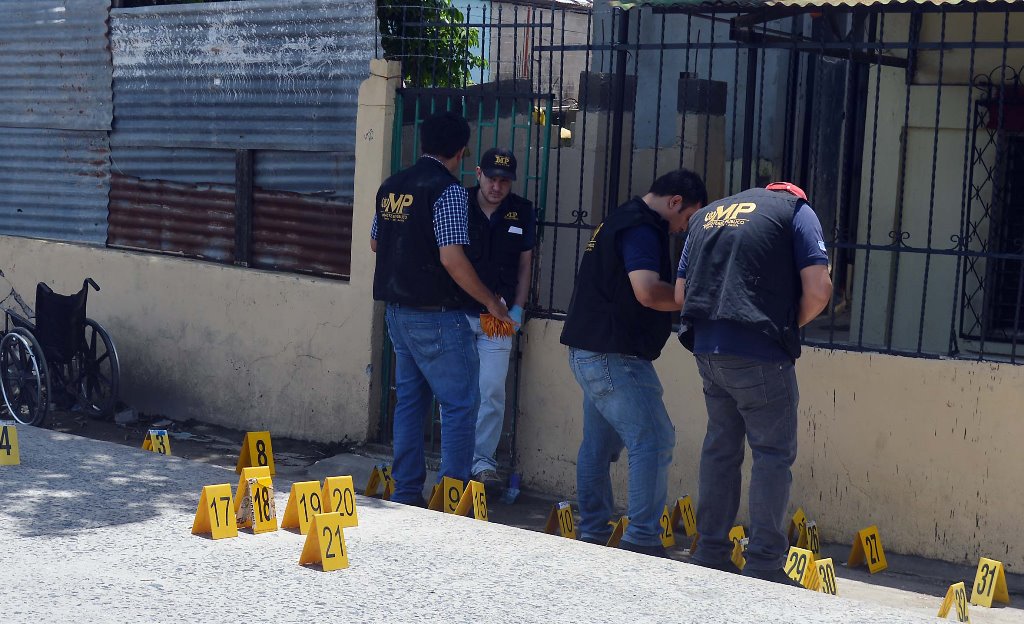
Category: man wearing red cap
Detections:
[{"x1": 674, "y1": 182, "x2": 832, "y2": 585}]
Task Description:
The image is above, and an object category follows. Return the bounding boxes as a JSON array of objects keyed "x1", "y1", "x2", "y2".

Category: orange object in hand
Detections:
[{"x1": 480, "y1": 313, "x2": 516, "y2": 338}]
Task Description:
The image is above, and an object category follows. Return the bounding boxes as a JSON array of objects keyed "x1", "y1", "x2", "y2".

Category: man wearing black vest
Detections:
[
  {"x1": 371, "y1": 111, "x2": 514, "y2": 506},
  {"x1": 675, "y1": 182, "x2": 832, "y2": 584},
  {"x1": 463, "y1": 148, "x2": 536, "y2": 494},
  {"x1": 560, "y1": 169, "x2": 708, "y2": 557}
]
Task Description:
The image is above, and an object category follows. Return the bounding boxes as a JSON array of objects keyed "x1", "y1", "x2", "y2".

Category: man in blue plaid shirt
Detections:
[{"x1": 371, "y1": 111, "x2": 515, "y2": 506}]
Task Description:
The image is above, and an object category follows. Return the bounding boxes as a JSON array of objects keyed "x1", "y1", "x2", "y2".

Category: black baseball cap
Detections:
[{"x1": 479, "y1": 147, "x2": 517, "y2": 181}]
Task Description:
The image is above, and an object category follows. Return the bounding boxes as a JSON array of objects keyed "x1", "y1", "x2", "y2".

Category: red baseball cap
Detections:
[{"x1": 765, "y1": 182, "x2": 807, "y2": 201}]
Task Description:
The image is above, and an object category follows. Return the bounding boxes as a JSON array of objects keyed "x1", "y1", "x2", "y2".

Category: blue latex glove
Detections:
[{"x1": 509, "y1": 305, "x2": 524, "y2": 329}]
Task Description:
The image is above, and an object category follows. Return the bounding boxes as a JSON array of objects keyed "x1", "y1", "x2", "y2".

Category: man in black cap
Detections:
[
  {"x1": 462, "y1": 147, "x2": 536, "y2": 494},
  {"x1": 371, "y1": 112, "x2": 514, "y2": 506}
]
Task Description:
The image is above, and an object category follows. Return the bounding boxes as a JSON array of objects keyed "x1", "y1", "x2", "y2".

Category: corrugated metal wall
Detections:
[
  {"x1": 0, "y1": 0, "x2": 113, "y2": 245},
  {"x1": 107, "y1": 0, "x2": 371, "y2": 277}
]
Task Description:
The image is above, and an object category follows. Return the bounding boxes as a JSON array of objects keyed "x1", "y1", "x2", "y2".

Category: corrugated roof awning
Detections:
[{"x1": 613, "y1": 0, "x2": 1009, "y2": 8}]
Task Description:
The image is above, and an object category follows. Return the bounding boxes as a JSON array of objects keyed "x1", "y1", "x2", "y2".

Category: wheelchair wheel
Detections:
[
  {"x1": 0, "y1": 328, "x2": 51, "y2": 426},
  {"x1": 75, "y1": 318, "x2": 119, "y2": 418}
]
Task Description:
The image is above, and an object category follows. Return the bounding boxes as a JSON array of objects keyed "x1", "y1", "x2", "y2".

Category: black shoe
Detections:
[
  {"x1": 619, "y1": 540, "x2": 670, "y2": 558},
  {"x1": 690, "y1": 558, "x2": 742, "y2": 574},
  {"x1": 579, "y1": 534, "x2": 611, "y2": 546},
  {"x1": 742, "y1": 566, "x2": 804, "y2": 588},
  {"x1": 472, "y1": 469, "x2": 505, "y2": 498}
]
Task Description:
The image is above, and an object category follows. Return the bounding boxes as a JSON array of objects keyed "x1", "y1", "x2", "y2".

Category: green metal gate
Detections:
[{"x1": 377, "y1": 86, "x2": 553, "y2": 470}]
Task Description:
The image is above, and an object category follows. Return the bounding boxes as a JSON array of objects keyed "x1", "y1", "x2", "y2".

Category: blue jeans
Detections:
[
  {"x1": 466, "y1": 314, "x2": 513, "y2": 476},
  {"x1": 569, "y1": 348, "x2": 675, "y2": 547},
  {"x1": 386, "y1": 304, "x2": 480, "y2": 504},
  {"x1": 693, "y1": 354, "x2": 799, "y2": 572}
]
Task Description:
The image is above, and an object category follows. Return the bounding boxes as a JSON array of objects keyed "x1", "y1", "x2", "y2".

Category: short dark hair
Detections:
[
  {"x1": 648, "y1": 169, "x2": 708, "y2": 207},
  {"x1": 420, "y1": 111, "x2": 471, "y2": 159}
]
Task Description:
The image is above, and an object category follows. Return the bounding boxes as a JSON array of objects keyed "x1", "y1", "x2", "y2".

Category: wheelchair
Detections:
[{"x1": 1, "y1": 278, "x2": 120, "y2": 426}]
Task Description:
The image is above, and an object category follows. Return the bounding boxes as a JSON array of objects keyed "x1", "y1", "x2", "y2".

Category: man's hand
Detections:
[
  {"x1": 439, "y1": 245, "x2": 515, "y2": 324},
  {"x1": 628, "y1": 270, "x2": 682, "y2": 312},
  {"x1": 487, "y1": 299, "x2": 513, "y2": 325},
  {"x1": 509, "y1": 305, "x2": 524, "y2": 330}
]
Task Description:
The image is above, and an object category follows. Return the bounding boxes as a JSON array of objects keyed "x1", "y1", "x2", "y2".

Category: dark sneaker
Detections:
[
  {"x1": 742, "y1": 566, "x2": 804, "y2": 588},
  {"x1": 579, "y1": 534, "x2": 611, "y2": 546},
  {"x1": 472, "y1": 469, "x2": 505, "y2": 497},
  {"x1": 690, "y1": 558, "x2": 743, "y2": 574},
  {"x1": 619, "y1": 540, "x2": 670, "y2": 558}
]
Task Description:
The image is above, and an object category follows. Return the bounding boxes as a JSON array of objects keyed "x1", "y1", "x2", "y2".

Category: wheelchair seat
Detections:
[{"x1": 34, "y1": 282, "x2": 89, "y2": 367}]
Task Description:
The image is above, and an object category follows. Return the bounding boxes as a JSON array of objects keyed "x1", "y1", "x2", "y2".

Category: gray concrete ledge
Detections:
[{"x1": 0, "y1": 427, "x2": 997, "y2": 623}]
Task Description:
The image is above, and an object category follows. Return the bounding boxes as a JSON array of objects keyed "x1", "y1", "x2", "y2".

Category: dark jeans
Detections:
[
  {"x1": 693, "y1": 354, "x2": 799, "y2": 572},
  {"x1": 385, "y1": 304, "x2": 480, "y2": 504}
]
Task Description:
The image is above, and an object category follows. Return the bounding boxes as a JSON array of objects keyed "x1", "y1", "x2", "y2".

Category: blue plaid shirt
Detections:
[{"x1": 371, "y1": 157, "x2": 469, "y2": 247}]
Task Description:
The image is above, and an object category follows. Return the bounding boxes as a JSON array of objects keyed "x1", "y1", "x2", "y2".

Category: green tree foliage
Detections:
[{"x1": 377, "y1": 0, "x2": 487, "y2": 87}]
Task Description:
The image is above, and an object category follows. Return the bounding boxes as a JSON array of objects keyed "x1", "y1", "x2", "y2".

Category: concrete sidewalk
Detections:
[{"x1": 1, "y1": 426, "x2": 1017, "y2": 623}]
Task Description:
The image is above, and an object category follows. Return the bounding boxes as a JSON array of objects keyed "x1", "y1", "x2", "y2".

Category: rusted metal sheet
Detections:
[
  {"x1": 107, "y1": 174, "x2": 235, "y2": 262},
  {"x1": 109, "y1": 0, "x2": 374, "y2": 151},
  {"x1": 0, "y1": 127, "x2": 110, "y2": 244},
  {"x1": 252, "y1": 191, "x2": 352, "y2": 277},
  {"x1": 0, "y1": 0, "x2": 113, "y2": 131}
]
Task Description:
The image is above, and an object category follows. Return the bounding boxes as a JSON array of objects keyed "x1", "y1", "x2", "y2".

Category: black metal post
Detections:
[
  {"x1": 234, "y1": 149, "x2": 254, "y2": 267},
  {"x1": 606, "y1": 9, "x2": 630, "y2": 209},
  {"x1": 740, "y1": 42, "x2": 758, "y2": 190}
]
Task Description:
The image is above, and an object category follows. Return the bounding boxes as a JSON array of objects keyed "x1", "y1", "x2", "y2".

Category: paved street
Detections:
[{"x1": 2, "y1": 425, "x2": 1020, "y2": 623}]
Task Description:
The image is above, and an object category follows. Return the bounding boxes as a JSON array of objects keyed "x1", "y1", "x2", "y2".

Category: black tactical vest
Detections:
[
  {"x1": 560, "y1": 198, "x2": 673, "y2": 361},
  {"x1": 464, "y1": 187, "x2": 534, "y2": 308},
  {"x1": 373, "y1": 157, "x2": 472, "y2": 308},
  {"x1": 679, "y1": 187, "x2": 803, "y2": 359}
]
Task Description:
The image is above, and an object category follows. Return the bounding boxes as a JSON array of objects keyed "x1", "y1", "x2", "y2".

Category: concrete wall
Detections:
[
  {"x1": 0, "y1": 59, "x2": 402, "y2": 444},
  {"x1": 516, "y1": 318, "x2": 1024, "y2": 571}
]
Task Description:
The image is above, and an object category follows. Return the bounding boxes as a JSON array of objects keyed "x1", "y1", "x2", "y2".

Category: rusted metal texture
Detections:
[
  {"x1": 252, "y1": 191, "x2": 352, "y2": 277},
  {"x1": 107, "y1": 174, "x2": 235, "y2": 262}
]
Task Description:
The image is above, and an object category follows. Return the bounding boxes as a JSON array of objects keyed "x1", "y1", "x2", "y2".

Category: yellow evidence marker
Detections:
[
  {"x1": 789, "y1": 507, "x2": 808, "y2": 547},
  {"x1": 280, "y1": 481, "x2": 324, "y2": 535},
  {"x1": 298, "y1": 512, "x2": 349, "y2": 572},
  {"x1": 235, "y1": 431, "x2": 275, "y2": 475},
  {"x1": 939, "y1": 581, "x2": 971, "y2": 622},
  {"x1": 607, "y1": 516, "x2": 630, "y2": 548},
  {"x1": 364, "y1": 463, "x2": 394, "y2": 499},
  {"x1": 847, "y1": 524, "x2": 887, "y2": 573},
  {"x1": 234, "y1": 465, "x2": 271, "y2": 513},
  {"x1": 659, "y1": 505, "x2": 675, "y2": 548},
  {"x1": 670, "y1": 495, "x2": 697, "y2": 536},
  {"x1": 970, "y1": 557, "x2": 1010, "y2": 608},
  {"x1": 141, "y1": 429, "x2": 171, "y2": 455},
  {"x1": 544, "y1": 501, "x2": 576, "y2": 539},
  {"x1": 454, "y1": 480, "x2": 488, "y2": 521},
  {"x1": 805, "y1": 520, "x2": 821, "y2": 555},
  {"x1": 322, "y1": 475, "x2": 359, "y2": 527},
  {"x1": 191, "y1": 483, "x2": 238, "y2": 540},
  {"x1": 236, "y1": 476, "x2": 277, "y2": 533},
  {"x1": 785, "y1": 546, "x2": 820, "y2": 589},
  {"x1": 428, "y1": 476, "x2": 465, "y2": 514},
  {"x1": 0, "y1": 423, "x2": 20, "y2": 465},
  {"x1": 730, "y1": 525, "x2": 747, "y2": 570},
  {"x1": 816, "y1": 558, "x2": 839, "y2": 596}
]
